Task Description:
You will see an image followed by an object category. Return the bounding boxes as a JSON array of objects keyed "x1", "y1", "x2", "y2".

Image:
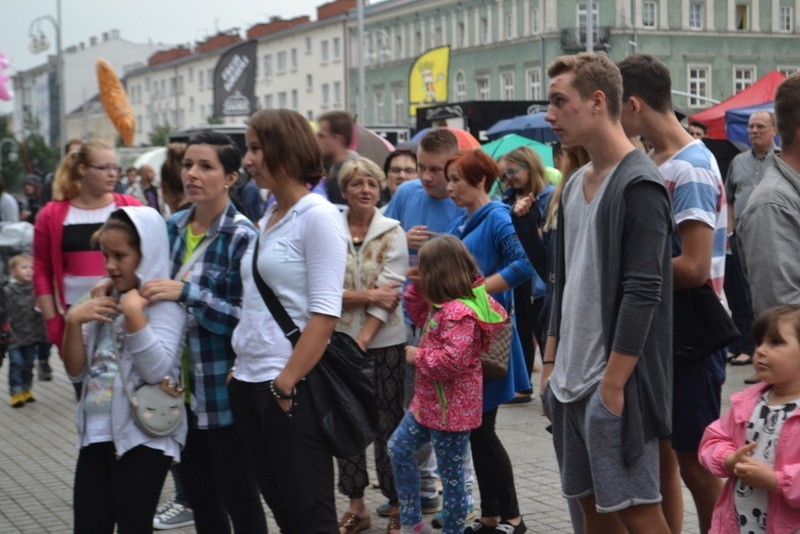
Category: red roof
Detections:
[{"x1": 689, "y1": 70, "x2": 786, "y2": 139}]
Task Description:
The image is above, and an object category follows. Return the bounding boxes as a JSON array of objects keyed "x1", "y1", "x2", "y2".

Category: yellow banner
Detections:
[{"x1": 408, "y1": 46, "x2": 450, "y2": 118}]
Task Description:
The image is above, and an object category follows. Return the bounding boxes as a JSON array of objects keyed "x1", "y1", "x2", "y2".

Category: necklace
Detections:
[{"x1": 352, "y1": 235, "x2": 363, "y2": 245}]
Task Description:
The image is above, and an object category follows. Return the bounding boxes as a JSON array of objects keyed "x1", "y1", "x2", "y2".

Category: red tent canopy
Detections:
[{"x1": 688, "y1": 70, "x2": 786, "y2": 139}]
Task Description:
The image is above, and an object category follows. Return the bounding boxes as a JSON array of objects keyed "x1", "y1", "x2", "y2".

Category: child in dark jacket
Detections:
[{"x1": 6, "y1": 253, "x2": 49, "y2": 407}]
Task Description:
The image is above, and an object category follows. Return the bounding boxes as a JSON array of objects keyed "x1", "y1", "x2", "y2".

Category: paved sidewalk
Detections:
[{"x1": 0, "y1": 353, "x2": 752, "y2": 533}]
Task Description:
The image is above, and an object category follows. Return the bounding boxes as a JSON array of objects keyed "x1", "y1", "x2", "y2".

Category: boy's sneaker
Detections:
[
  {"x1": 430, "y1": 503, "x2": 477, "y2": 528},
  {"x1": 10, "y1": 393, "x2": 25, "y2": 408},
  {"x1": 153, "y1": 501, "x2": 195, "y2": 530},
  {"x1": 38, "y1": 362, "x2": 53, "y2": 381},
  {"x1": 377, "y1": 495, "x2": 442, "y2": 517},
  {"x1": 21, "y1": 391, "x2": 36, "y2": 403},
  {"x1": 495, "y1": 518, "x2": 527, "y2": 534}
]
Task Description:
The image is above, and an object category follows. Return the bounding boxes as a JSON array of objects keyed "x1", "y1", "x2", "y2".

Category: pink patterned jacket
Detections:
[{"x1": 404, "y1": 280, "x2": 507, "y2": 432}]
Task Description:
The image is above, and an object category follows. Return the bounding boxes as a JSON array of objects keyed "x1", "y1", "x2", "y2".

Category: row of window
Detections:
[
  {"x1": 688, "y1": 65, "x2": 799, "y2": 107},
  {"x1": 262, "y1": 38, "x2": 341, "y2": 78}
]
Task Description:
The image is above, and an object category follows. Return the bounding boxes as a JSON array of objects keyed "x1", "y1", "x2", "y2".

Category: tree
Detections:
[{"x1": 148, "y1": 124, "x2": 173, "y2": 147}]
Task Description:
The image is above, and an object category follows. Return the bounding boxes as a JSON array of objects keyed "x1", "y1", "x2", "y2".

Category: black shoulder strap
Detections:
[{"x1": 250, "y1": 236, "x2": 301, "y2": 347}]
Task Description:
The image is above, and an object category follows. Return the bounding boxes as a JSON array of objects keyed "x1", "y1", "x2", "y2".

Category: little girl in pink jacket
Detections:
[
  {"x1": 699, "y1": 305, "x2": 800, "y2": 533},
  {"x1": 388, "y1": 236, "x2": 507, "y2": 534}
]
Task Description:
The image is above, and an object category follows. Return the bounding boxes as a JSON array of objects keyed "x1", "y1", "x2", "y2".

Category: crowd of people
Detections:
[{"x1": 5, "y1": 50, "x2": 800, "y2": 534}]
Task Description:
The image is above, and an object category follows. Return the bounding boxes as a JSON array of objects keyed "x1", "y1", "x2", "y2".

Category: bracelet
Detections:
[
  {"x1": 268, "y1": 380, "x2": 296, "y2": 400},
  {"x1": 542, "y1": 360, "x2": 555, "y2": 365}
]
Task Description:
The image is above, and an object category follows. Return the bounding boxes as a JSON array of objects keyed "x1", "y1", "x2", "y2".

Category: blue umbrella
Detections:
[{"x1": 486, "y1": 112, "x2": 557, "y2": 143}]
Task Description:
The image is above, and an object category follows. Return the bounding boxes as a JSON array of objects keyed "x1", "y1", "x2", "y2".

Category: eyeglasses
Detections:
[
  {"x1": 389, "y1": 166, "x2": 417, "y2": 175},
  {"x1": 87, "y1": 164, "x2": 122, "y2": 174},
  {"x1": 503, "y1": 165, "x2": 527, "y2": 177}
]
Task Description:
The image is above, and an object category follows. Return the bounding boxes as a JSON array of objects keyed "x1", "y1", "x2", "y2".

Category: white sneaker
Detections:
[{"x1": 153, "y1": 500, "x2": 195, "y2": 530}]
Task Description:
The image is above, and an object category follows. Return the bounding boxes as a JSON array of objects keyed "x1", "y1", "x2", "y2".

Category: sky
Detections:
[{"x1": 0, "y1": 0, "x2": 335, "y2": 114}]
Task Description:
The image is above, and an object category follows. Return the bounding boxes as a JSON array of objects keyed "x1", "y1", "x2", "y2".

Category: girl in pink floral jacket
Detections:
[{"x1": 388, "y1": 236, "x2": 507, "y2": 534}]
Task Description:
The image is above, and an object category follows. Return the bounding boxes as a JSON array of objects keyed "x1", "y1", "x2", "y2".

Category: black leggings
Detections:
[
  {"x1": 470, "y1": 408, "x2": 521, "y2": 519},
  {"x1": 73, "y1": 442, "x2": 171, "y2": 534},
  {"x1": 175, "y1": 416, "x2": 267, "y2": 534}
]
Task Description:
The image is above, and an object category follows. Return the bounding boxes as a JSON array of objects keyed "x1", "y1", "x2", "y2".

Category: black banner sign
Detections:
[{"x1": 213, "y1": 40, "x2": 257, "y2": 117}]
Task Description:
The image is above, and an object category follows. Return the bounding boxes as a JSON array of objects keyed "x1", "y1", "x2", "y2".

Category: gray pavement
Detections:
[{"x1": 0, "y1": 352, "x2": 753, "y2": 533}]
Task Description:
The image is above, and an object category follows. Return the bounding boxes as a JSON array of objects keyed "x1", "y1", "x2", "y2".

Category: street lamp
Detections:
[
  {"x1": 0, "y1": 137, "x2": 20, "y2": 176},
  {"x1": 28, "y1": 0, "x2": 64, "y2": 156}
]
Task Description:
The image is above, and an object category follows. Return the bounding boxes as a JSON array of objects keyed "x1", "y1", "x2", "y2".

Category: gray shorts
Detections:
[{"x1": 543, "y1": 383, "x2": 661, "y2": 513}]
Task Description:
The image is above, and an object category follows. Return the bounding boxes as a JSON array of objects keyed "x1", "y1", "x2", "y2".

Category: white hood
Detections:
[{"x1": 112, "y1": 206, "x2": 171, "y2": 283}]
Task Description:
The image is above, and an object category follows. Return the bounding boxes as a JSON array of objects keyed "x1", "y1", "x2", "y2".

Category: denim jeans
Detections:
[{"x1": 8, "y1": 344, "x2": 36, "y2": 395}]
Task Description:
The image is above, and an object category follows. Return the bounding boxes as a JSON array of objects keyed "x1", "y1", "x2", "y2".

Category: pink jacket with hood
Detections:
[
  {"x1": 698, "y1": 382, "x2": 800, "y2": 533},
  {"x1": 404, "y1": 278, "x2": 507, "y2": 432}
]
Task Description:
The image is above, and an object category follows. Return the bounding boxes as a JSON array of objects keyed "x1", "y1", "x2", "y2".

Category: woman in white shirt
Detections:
[{"x1": 229, "y1": 109, "x2": 348, "y2": 532}]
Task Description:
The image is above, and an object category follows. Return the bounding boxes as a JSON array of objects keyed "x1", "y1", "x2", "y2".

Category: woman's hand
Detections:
[
  {"x1": 513, "y1": 194, "x2": 535, "y2": 217},
  {"x1": 90, "y1": 277, "x2": 114, "y2": 298},
  {"x1": 369, "y1": 282, "x2": 401, "y2": 312},
  {"x1": 118, "y1": 288, "x2": 149, "y2": 316},
  {"x1": 65, "y1": 296, "x2": 118, "y2": 326},
  {"x1": 406, "y1": 266, "x2": 421, "y2": 285},
  {"x1": 405, "y1": 346, "x2": 418, "y2": 365},
  {"x1": 140, "y1": 279, "x2": 184, "y2": 302}
]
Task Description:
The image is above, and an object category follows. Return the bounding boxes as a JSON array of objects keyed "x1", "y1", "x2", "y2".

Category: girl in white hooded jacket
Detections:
[{"x1": 62, "y1": 206, "x2": 186, "y2": 533}]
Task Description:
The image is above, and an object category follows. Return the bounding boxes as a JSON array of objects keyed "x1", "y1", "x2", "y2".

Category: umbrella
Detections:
[
  {"x1": 350, "y1": 124, "x2": 395, "y2": 168},
  {"x1": 701, "y1": 138, "x2": 747, "y2": 180},
  {"x1": 410, "y1": 127, "x2": 480, "y2": 149},
  {"x1": 480, "y1": 134, "x2": 554, "y2": 167},
  {"x1": 486, "y1": 112, "x2": 557, "y2": 143}
]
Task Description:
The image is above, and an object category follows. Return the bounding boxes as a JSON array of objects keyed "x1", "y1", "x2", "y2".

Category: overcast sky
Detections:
[{"x1": 1, "y1": 0, "x2": 345, "y2": 114}]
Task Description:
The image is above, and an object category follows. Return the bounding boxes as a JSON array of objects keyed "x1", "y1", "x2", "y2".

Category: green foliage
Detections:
[
  {"x1": 207, "y1": 116, "x2": 224, "y2": 125},
  {"x1": 148, "y1": 124, "x2": 174, "y2": 147}
]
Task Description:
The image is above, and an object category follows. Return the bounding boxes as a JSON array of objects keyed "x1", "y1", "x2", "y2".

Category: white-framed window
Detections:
[
  {"x1": 456, "y1": 21, "x2": 466, "y2": 48},
  {"x1": 189, "y1": 96, "x2": 195, "y2": 111},
  {"x1": 188, "y1": 68, "x2": 194, "y2": 83},
  {"x1": 735, "y1": 4, "x2": 749, "y2": 30},
  {"x1": 321, "y1": 40, "x2": 329, "y2": 64},
  {"x1": 476, "y1": 76, "x2": 490, "y2": 101},
  {"x1": 504, "y1": 10, "x2": 514, "y2": 40},
  {"x1": 333, "y1": 37, "x2": 341, "y2": 60},
  {"x1": 577, "y1": 2, "x2": 599, "y2": 45},
  {"x1": 278, "y1": 91, "x2": 287, "y2": 108},
  {"x1": 290, "y1": 48, "x2": 297, "y2": 71},
  {"x1": 733, "y1": 66, "x2": 756, "y2": 93},
  {"x1": 263, "y1": 54, "x2": 273, "y2": 79},
  {"x1": 393, "y1": 88, "x2": 404, "y2": 123},
  {"x1": 501, "y1": 72, "x2": 515, "y2": 100},
  {"x1": 779, "y1": 5, "x2": 794, "y2": 32},
  {"x1": 480, "y1": 16, "x2": 491, "y2": 44},
  {"x1": 374, "y1": 91, "x2": 385, "y2": 124},
  {"x1": 178, "y1": 76, "x2": 184, "y2": 95},
  {"x1": 277, "y1": 51, "x2": 287, "y2": 74},
  {"x1": 208, "y1": 69, "x2": 213, "y2": 88},
  {"x1": 529, "y1": 3, "x2": 540, "y2": 34},
  {"x1": 526, "y1": 68, "x2": 542, "y2": 100},
  {"x1": 687, "y1": 64, "x2": 710, "y2": 108},
  {"x1": 199, "y1": 105, "x2": 205, "y2": 120},
  {"x1": 290, "y1": 89, "x2": 298, "y2": 110},
  {"x1": 333, "y1": 81, "x2": 342, "y2": 106},
  {"x1": 305, "y1": 36, "x2": 312, "y2": 55},
  {"x1": 322, "y1": 83, "x2": 330, "y2": 108},
  {"x1": 778, "y1": 65, "x2": 800, "y2": 76},
  {"x1": 689, "y1": 2, "x2": 704, "y2": 30},
  {"x1": 160, "y1": 79, "x2": 166, "y2": 96},
  {"x1": 433, "y1": 24, "x2": 442, "y2": 48},
  {"x1": 306, "y1": 74, "x2": 313, "y2": 93},
  {"x1": 307, "y1": 110, "x2": 314, "y2": 120},
  {"x1": 415, "y1": 30, "x2": 423, "y2": 55},
  {"x1": 395, "y1": 32, "x2": 403, "y2": 59},
  {"x1": 455, "y1": 71, "x2": 467, "y2": 102},
  {"x1": 265, "y1": 94, "x2": 273, "y2": 109},
  {"x1": 642, "y1": 1, "x2": 657, "y2": 28}
]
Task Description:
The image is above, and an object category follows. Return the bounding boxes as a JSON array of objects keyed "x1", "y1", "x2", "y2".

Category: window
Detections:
[
  {"x1": 501, "y1": 72, "x2": 515, "y2": 100},
  {"x1": 577, "y1": 2, "x2": 599, "y2": 45},
  {"x1": 456, "y1": 21, "x2": 466, "y2": 48},
  {"x1": 476, "y1": 76, "x2": 490, "y2": 101},
  {"x1": 779, "y1": 5, "x2": 794, "y2": 32},
  {"x1": 735, "y1": 4, "x2": 748, "y2": 30},
  {"x1": 395, "y1": 33, "x2": 403, "y2": 58},
  {"x1": 505, "y1": 11, "x2": 514, "y2": 40},
  {"x1": 455, "y1": 71, "x2": 467, "y2": 102},
  {"x1": 322, "y1": 83, "x2": 330, "y2": 107},
  {"x1": 208, "y1": 70, "x2": 213, "y2": 88},
  {"x1": 170, "y1": 78, "x2": 176, "y2": 96},
  {"x1": 263, "y1": 55, "x2": 272, "y2": 78},
  {"x1": 733, "y1": 66, "x2": 756, "y2": 93},
  {"x1": 189, "y1": 96, "x2": 195, "y2": 111},
  {"x1": 188, "y1": 67, "x2": 194, "y2": 82},
  {"x1": 306, "y1": 74, "x2": 313, "y2": 93},
  {"x1": 321, "y1": 40, "x2": 329, "y2": 63},
  {"x1": 277, "y1": 51, "x2": 287, "y2": 74},
  {"x1": 160, "y1": 79, "x2": 166, "y2": 96},
  {"x1": 291, "y1": 89, "x2": 298, "y2": 110},
  {"x1": 178, "y1": 76, "x2": 184, "y2": 95},
  {"x1": 332, "y1": 38, "x2": 341, "y2": 60},
  {"x1": 200, "y1": 105, "x2": 205, "y2": 120},
  {"x1": 529, "y1": 3, "x2": 540, "y2": 34},
  {"x1": 291, "y1": 48, "x2": 297, "y2": 71},
  {"x1": 265, "y1": 94, "x2": 273, "y2": 109},
  {"x1": 374, "y1": 91, "x2": 385, "y2": 124},
  {"x1": 305, "y1": 36, "x2": 312, "y2": 55},
  {"x1": 689, "y1": 2, "x2": 703, "y2": 29},
  {"x1": 333, "y1": 82, "x2": 342, "y2": 106},
  {"x1": 433, "y1": 24, "x2": 443, "y2": 48},
  {"x1": 278, "y1": 91, "x2": 287, "y2": 108},
  {"x1": 393, "y1": 88, "x2": 404, "y2": 123},
  {"x1": 526, "y1": 68, "x2": 542, "y2": 100},
  {"x1": 415, "y1": 30, "x2": 423, "y2": 55},
  {"x1": 480, "y1": 16, "x2": 490, "y2": 44},
  {"x1": 688, "y1": 65, "x2": 710, "y2": 108},
  {"x1": 642, "y1": 1, "x2": 657, "y2": 28},
  {"x1": 778, "y1": 66, "x2": 800, "y2": 76}
]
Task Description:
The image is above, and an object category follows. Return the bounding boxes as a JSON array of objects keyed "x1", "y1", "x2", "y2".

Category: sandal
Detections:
[
  {"x1": 729, "y1": 353, "x2": 753, "y2": 366},
  {"x1": 339, "y1": 511, "x2": 371, "y2": 534},
  {"x1": 387, "y1": 512, "x2": 401, "y2": 534}
]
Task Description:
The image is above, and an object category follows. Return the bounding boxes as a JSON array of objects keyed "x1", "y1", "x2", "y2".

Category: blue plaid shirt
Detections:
[{"x1": 168, "y1": 202, "x2": 257, "y2": 429}]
